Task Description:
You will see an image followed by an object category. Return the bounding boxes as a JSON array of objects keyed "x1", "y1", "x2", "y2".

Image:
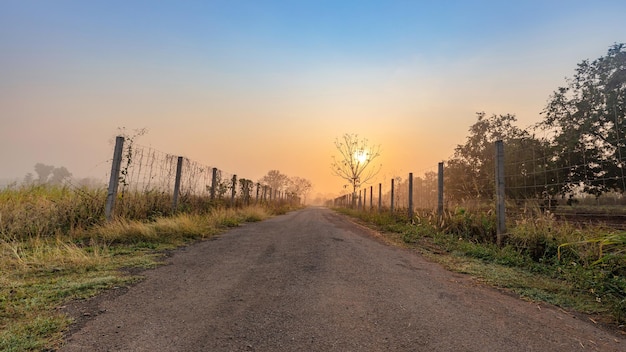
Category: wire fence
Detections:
[
  {"x1": 105, "y1": 137, "x2": 293, "y2": 220},
  {"x1": 331, "y1": 139, "x2": 626, "y2": 230}
]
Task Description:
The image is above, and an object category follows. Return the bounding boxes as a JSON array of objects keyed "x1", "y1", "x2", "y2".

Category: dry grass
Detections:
[{"x1": 0, "y1": 183, "x2": 280, "y2": 351}]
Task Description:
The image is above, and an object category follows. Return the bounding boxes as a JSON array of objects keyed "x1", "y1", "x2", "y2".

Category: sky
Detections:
[{"x1": 1, "y1": 0, "x2": 625, "y2": 198}]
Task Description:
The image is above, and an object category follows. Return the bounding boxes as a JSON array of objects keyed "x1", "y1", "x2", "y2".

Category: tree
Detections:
[
  {"x1": 34, "y1": 163, "x2": 55, "y2": 183},
  {"x1": 50, "y1": 166, "x2": 72, "y2": 185},
  {"x1": 23, "y1": 173, "x2": 34, "y2": 185},
  {"x1": 288, "y1": 176, "x2": 313, "y2": 204},
  {"x1": 32, "y1": 163, "x2": 72, "y2": 185},
  {"x1": 259, "y1": 170, "x2": 290, "y2": 194},
  {"x1": 540, "y1": 43, "x2": 626, "y2": 196},
  {"x1": 445, "y1": 112, "x2": 531, "y2": 201},
  {"x1": 331, "y1": 133, "x2": 381, "y2": 205}
]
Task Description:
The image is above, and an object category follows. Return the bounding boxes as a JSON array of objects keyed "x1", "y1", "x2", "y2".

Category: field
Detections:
[{"x1": 0, "y1": 184, "x2": 293, "y2": 351}]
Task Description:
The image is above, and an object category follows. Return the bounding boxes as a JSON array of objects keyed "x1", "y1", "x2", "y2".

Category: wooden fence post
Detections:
[
  {"x1": 438, "y1": 162, "x2": 444, "y2": 219},
  {"x1": 256, "y1": 183, "x2": 260, "y2": 203},
  {"x1": 495, "y1": 140, "x2": 506, "y2": 246},
  {"x1": 408, "y1": 172, "x2": 414, "y2": 221},
  {"x1": 210, "y1": 167, "x2": 217, "y2": 200},
  {"x1": 370, "y1": 185, "x2": 373, "y2": 210},
  {"x1": 230, "y1": 174, "x2": 237, "y2": 206},
  {"x1": 105, "y1": 136, "x2": 124, "y2": 221},
  {"x1": 172, "y1": 156, "x2": 183, "y2": 211}
]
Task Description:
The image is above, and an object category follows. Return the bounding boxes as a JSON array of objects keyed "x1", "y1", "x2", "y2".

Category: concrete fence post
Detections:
[
  {"x1": 438, "y1": 162, "x2": 444, "y2": 219},
  {"x1": 105, "y1": 136, "x2": 124, "y2": 221},
  {"x1": 390, "y1": 178, "x2": 395, "y2": 214},
  {"x1": 210, "y1": 167, "x2": 217, "y2": 200},
  {"x1": 495, "y1": 140, "x2": 506, "y2": 246},
  {"x1": 408, "y1": 172, "x2": 414, "y2": 221},
  {"x1": 363, "y1": 188, "x2": 367, "y2": 211},
  {"x1": 231, "y1": 174, "x2": 237, "y2": 206},
  {"x1": 172, "y1": 156, "x2": 184, "y2": 211},
  {"x1": 378, "y1": 183, "x2": 382, "y2": 213}
]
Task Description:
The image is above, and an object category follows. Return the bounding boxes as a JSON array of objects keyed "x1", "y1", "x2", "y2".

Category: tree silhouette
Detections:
[{"x1": 331, "y1": 133, "x2": 381, "y2": 206}]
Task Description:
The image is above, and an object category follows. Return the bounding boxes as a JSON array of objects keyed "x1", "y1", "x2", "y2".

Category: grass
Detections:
[
  {"x1": 0, "y1": 184, "x2": 290, "y2": 351},
  {"x1": 337, "y1": 207, "x2": 626, "y2": 327}
]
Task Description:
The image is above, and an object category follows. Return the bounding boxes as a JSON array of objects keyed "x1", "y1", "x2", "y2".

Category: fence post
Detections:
[
  {"x1": 230, "y1": 175, "x2": 237, "y2": 206},
  {"x1": 389, "y1": 178, "x2": 395, "y2": 214},
  {"x1": 495, "y1": 140, "x2": 506, "y2": 246},
  {"x1": 378, "y1": 183, "x2": 382, "y2": 213},
  {"x1": 256, "y1": 183, "x2": 260, "y2": 203},
  {"x1": 172, "y1": 156, "x2": 184, "y2": 211},
  {"x1": 438, "y1": 162, "x2": 444, "y2": 219},
  {"x1": 210, "y1": 167, "x2": 217, "y2": 200},
  {"x1": 370, "y1": 186, "x2": 373, "y2": 210},
  {"x1": 408, "y1": 172, "x2": 414, "y2": 221},
  {"x1": 105, "y1": 136, "x2": 124, "y2": 221},
  {"x1": 358, "y1": 190, "x2": 362, "y2": 209},
  {"x1": 363, "y1": 188, "x2": 367, "y2": 211}
]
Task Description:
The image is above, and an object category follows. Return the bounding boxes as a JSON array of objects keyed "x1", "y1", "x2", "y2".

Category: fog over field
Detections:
[{"x1": 2, "y1": 0, "x2": 624, "y2": 197}]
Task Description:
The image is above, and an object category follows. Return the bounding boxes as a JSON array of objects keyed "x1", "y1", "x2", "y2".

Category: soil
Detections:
[{"x1": 60, "y1": 207, "x2": 625, "y2": 351}]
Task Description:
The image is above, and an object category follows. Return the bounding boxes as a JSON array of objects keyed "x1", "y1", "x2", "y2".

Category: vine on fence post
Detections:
[{"x1": 116, "y1": 127, "x2": 148, "y2": 198}]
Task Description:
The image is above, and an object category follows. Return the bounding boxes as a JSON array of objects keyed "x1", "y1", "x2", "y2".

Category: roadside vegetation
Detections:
[
  {"x1": 337, "y1": 207, "x2": 626, "y2": 328},
  {"x1": 0, "y1": 184, "x2": 292, "y2": 351}
]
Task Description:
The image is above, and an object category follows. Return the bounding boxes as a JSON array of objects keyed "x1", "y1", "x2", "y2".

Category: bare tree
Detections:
[
  {"x1": 288, "y1": 176, "x2": 313, "y2": 204},
  {"x1": 331, "y1": 133, "x2": 381, "y2": 206}
]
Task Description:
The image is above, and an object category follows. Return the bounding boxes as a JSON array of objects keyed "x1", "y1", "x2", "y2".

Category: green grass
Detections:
[
  {"x1": 337, "y1": 207, "x2": 626, "y2": 326},
  {"x1": 0, "y1": 184, "x2": 293, "y2": 351}
]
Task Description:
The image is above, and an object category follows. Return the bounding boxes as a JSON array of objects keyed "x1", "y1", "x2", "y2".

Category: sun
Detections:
[{"x1": 354, "y1": 150, "x2": 368, "y2": 163}]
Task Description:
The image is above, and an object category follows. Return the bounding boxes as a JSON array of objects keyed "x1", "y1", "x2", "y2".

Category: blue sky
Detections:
[{"x1": 1, "y1": 0, "x2": 625, "y2": 195}]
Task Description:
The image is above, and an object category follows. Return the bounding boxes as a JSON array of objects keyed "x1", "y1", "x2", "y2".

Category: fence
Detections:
[
  {"x1": 104, "y1": 136, "x2": 295, "y2": 220},
  {"x1": 330, "y1": 139, "x2": 626, "y2": 239}
]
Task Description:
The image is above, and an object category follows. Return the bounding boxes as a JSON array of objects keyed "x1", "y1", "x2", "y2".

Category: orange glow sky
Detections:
[{"x1": 1, "y1": 1, "x2": 625, "y2": 198}]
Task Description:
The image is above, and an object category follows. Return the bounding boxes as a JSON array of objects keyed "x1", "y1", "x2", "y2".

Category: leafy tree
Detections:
[
  {"x1": 32, "y1": 163, "x2": 72, "y2": 185},
  {"x1": 331, "y1": 133, "x2": 381, "y2": 206},
  {"x1": 23, "y1": 173, "x2": 34, "y2": 185},
  {"x1": 445, "y1": 112, "x2": 531, "y2": 201},
  {"x1": 259, "y1": 170, "x2": 289, "y2": 193},
  {"x1": 34, "y1": 163, "x2": 55, "y2": 183},
  {"x1": 50, "y1": 166, "x2": 72, "y2": 185},
  {"x1": 540, "y1": 43, "x2": 626, "y2": 196}
]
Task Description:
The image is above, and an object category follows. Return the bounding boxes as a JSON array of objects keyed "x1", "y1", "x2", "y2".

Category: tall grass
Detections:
[
  {"x1": 0, "y1": 184, "x2": 286, "y2": 351},
  {"x1": 338, "y1": 206, "x2": 626, "y2": 324}
]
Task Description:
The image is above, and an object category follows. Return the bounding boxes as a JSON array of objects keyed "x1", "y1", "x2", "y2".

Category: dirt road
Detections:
[{"x1": 61, "y1": 207, "x2": 624, "y2": 351}]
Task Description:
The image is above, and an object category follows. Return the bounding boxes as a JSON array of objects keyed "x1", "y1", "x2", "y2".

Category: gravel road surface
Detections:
[{"x1": 61, "y1": 207, "x2": 624, "y2": 351}]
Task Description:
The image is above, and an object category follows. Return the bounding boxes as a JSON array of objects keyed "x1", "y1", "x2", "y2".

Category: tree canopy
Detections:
[{"x1": 540, "y1": 43, "x2": 626, "y2": 196}]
